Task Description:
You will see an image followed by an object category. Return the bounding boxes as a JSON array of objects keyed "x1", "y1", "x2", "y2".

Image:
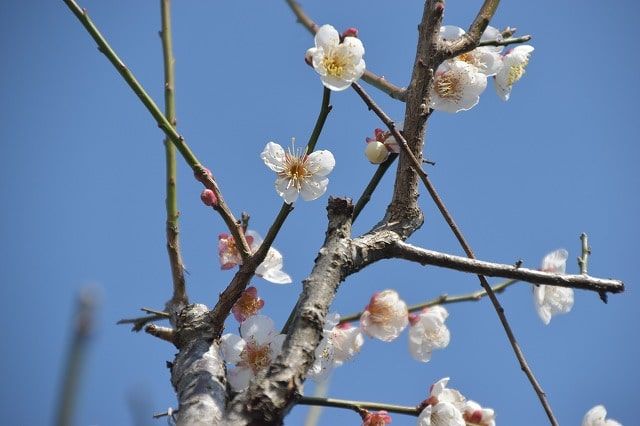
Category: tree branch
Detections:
[
  {"x1": 225, "y1": 198, "x2": 354, "y2": 425},
  {"x1": 160, "y1": 0, "x2": 188, "y2": 317},
  {"x1": 296, "y1": 395, "x2": 420, "y2": 417},
  {"x1": 478, "y1": 34, "x2": 532, "y2": 47},
  {"x1": 339, "y1": 279, "x2": 519, "y2": 324},
  {"x1": 391, "y1": 242, "x2": 623, "y2": 294},
  {"x1": 284, "y1": 0, "x2": 407, "y2": 101},
  {"x1": 62, "y1": 0, "x2": 252, "y2": 259},
  {"x1": 352, "y1": 154, "x2": 398, "y2": 223},
  {"x1": 441, "y1": 0, "x2": 501, "y2": 59}
]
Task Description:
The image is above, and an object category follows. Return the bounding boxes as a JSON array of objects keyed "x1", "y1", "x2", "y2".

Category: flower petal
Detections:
[
  {"x1": 300, "y1": 177, "x2": 329, "y2": 201},
  {"x1": 275, "y1": 176, "x2": 300, "y2": 204},
  {"x1": 315, "y1": 24, "x2": 340, "y2": 50},
  {"x1": 306, "y1": 150, "x2": 335, "y2": 177},
  {"x1": 220, "y1": 333, "x2": 245, "y2": 364},
  {"x1": 227, "y1": 367, "x2": 253, "y2": 392},
  {"x1": 241, "y1": 314, "x2": 276, "y2": 345},
  {"x1": 261, "y1": 142, "x2": 286, "y2": 172}
]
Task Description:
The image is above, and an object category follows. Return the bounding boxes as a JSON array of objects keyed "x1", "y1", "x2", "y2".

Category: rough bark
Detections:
[{"x1": 224, "y1": 198, "x2": 354, "y2": 425}]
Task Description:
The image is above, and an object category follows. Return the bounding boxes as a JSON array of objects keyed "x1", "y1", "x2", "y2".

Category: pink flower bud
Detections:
[
  {"x1": 362, "y1": 410, "x2": 392, "y2": 426},
  {"x1": 342, "y1": 27, "x2": 359, "y2": 38},
  {"x1": 200, "y1": 189, "x2": 218, "y2": 206}
]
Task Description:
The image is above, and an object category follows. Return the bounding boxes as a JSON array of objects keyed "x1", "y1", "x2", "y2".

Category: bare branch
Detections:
[
  {"x1": 478, "y1": 34, "x2": 532, "y2": 47},
  {"x1": 161, "y1": 0, "x2": 188, "y2": 316},
  {"x1": 578, "y1": 232, "x2": 591, "y2": 275},
  {"x1": 297, "y1": 395, "x2": 420, "y2": 417},
  {"x1": 225, "y1": 198, "x2": 354, "y2": 425},
  {"x1": 284, "y1": 0, "x2": 407, "y2": 101},
  {"x1": 441, "y1": 0, "x2": 501, "y2": 59}
]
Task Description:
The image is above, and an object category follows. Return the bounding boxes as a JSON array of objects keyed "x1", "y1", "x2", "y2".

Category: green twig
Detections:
[
  {"x1": 306, "y1": 87, "x2": 332, "y2": 153},
  {"x1": 160, "y1": 0, "x2": 188, "y2": 313},
  {"x1": 62, "y1": 0, "x2": 251, "y2": 259},
  {"x1": 578, "y1": 233, "x2": 591, "y2": 275},
  {"x1": 478, "y1": 34, "x2": 532, "y2": 47}
]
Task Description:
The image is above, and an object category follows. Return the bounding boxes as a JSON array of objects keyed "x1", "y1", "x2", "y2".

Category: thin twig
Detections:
[
  {"x1": 339, "y1": 279, "x2": 519, "y2": 324},
  {"x1": 352, "y1": 154, "x2": 398, "y2": 223},
  {"x1": 478, "y1": 35, "x2": 532, "y2": 47},
  {"x1": 55, "y1": 288, "x2": 98, "y2": 426},
  {"x1": 117, "y1": 313, "x2": 167, "y2": 332},
  {"x1": 141, "y1": 307, "x2": 170, "y2": 317},
  {"x1": 353, "y1": 70, "x2": 560, "y2": 426},
  {"x1": 62, "y1": 0, "x2": 251, "y2": 259},
  {"x1": 160, "y1": 0, "x2": 188, "y2": 314},
  {"x1": 145, "y1": 324, "x2": 176, "y2": 344},
  {"x1": 578, "y1": 233, "x2": 591, "y2": 275},
  {"x1": 284, "y1": 0, "x2": 407, "y2": 101},
  {"x1": 296, "y1": 395, "x2": 420, "y2": 417}
]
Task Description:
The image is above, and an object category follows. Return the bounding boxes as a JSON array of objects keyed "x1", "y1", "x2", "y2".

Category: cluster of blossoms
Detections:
[
  {"x1": 418, "y1": 377, "x2": 495, "y2": 426},
  {"x1": 582, "y1": 405, "x2": 622, "y2": 426},
  {"x1": 533, "y1": 249, "x2": 574, "y2": 325},
  {"x1": 431, "y1": 25, "x2": 534, "y2": 113},
  {"x1": 218, "y1": 229, "x2": 292, "y2": 284}
]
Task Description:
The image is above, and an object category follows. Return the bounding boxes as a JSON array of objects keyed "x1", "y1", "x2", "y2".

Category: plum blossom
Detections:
[
  {"x1": 308, "y1": 314, "x2": 364, "y2": 382},
  {"x1": 418, "y1": 377, "x2": 466, "y2": 426},
  {"x1": 360, "y1": 290, "x2": 408, "y2": 342},
  {"x1": 261, "y1": 141, "x2": 335, "y2": 204},
  {"x1": 362, "y1": 410, "x2": 392, "y2": 426},
  {"x1": 582, "y1": 405, "x2": 622, "y2": 426},
  {"x1": 494, "y1": 45, "x2": 534, "y2": 101},
  {"x1": 440, "y1": 25, "x2": 503, "y2": 76},
  {"x1": 408, "y1": 305, "x2": 450, "y2": 362},
  {"x1": 217, "y1": 230, "x2": 291, "y2": 284},
  {"x1": 365, "y1": 127, "x2": 401, "y2": 164},
  {"x1": 430, "y1": 60, "x2": 487, "y2": 113},
  {"x1": 533, "y1": 249, "x2": 574, "y2": 325},
  {"x1": 220, "y1": 315, "x2": 285, "y2": 391},
  {"x1": 306, "y1": 24, "x2": 366, "y2": 91},
  {"x1": 231, "y1": 286, "x2": 264, "y2": 323},
  {"x1": 463, "y1": 400, "x2": 496, "y2": 426}
]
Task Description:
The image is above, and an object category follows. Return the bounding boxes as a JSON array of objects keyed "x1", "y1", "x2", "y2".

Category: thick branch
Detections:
[
  {"x1": 284, "y1": 0, "x2": 407, "y2": 101},
  {"x1": 224, "y1": 198, "x2": 354, "y2": 425},
  {"x1": 161, "y1": 0, "x2": 188, "y2": 316},
  {"x1": 170, "y1": 304, "x2": 226, "y2": 426},
  {"x1": 391, "y1": 242, "x2": 623, "y2": 294},
  {"x1": 62, "y1": 0, "x2": 251, "y2": 259}
]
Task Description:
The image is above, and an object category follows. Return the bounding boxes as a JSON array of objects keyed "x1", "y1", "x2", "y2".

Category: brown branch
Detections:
[
  {"x1": 339, "y1": 279, "x2": 519, "y2": 324},
  {"x1": 390, "y1": 242, "x2": 623, "y2": 294},
  {"x1": 225, "y1": 198, "x2": 354, "y2": 425},
  {"x1": 296, "y1": 395, "x2": 420, "y2": 417},
  {"x1": 144, "y1": 324, "x2": 176, "y2": 344},
  {"x1": 284, "y1": 0, "x2": 407, "y2": 101},
  {"x1": 441, "y1": 0, "x2": 501, "y2": 59}
]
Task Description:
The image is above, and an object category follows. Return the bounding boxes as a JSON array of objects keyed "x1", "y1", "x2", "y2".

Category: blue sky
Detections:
[{"x1": 1, "y1": 1, "x2": 638, "y2": 425}]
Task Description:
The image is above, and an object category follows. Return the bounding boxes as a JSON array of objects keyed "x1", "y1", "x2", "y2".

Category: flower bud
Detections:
[
  {"x1": 200, "y1": 189, "x2": 218, "y2": 206},
  {"x1": 365, "y1": 141, "x2": 390, "y2": 164},
  {"x1": 342, "y1": 27, "x2": 358, "y2": 39}
]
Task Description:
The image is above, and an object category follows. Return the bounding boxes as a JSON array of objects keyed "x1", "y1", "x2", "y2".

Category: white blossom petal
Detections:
[
  {"x1": 300, "y1": 177, "x2": 329, "y2": 201},
  {"x1": 306, "y1": 150, "x2": 336, "y2": 177},
  {"x1": 494, "y1": 45, "x2": 534, "y2": 101},
  {"x1": 534, "y1": 249, "x2": 573, "y2": 324},
  {"x1": 241, "y1": 315, "x2": 276, "y2": 346},
  {"x1": 314, "y1": 24, "x2": 340, "y2": 50},
  {"x1": 582, "y1": 405, "x2": 622, "y2": 426},
  {"x1": 440, "y1": 25, "x2": 466, "y2": 41},
  {"x1": 220, "y1": 333, "x2": 245, "y2": 364},
  {"x1": 430, "y1": 60, "x2": 487, "y2": 113},
  {"x1": 260, "y1": 142, "x2": 286, "y2": 172},
  {"x1": 360, "y1": 289, "x2": 408, "y2": 341}
]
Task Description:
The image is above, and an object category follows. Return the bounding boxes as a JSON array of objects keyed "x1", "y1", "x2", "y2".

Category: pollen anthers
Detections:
[
  {"x1": 507, "y1": 61, "x2": 528, "y2": 86},
  {"x1": 434, "y1": 72, "x2": 463, "y2": 101},
  {"x1": 279, "y1": 145, "x2": 312, "y2": 190},
  {"x1": 239, "y1": 342, "x2": 272, "y2": 374}
]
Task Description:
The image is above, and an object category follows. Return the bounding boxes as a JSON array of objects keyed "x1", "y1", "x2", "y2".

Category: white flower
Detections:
[
  {"x1": 306, "y1": 24, "x2": 366, "y2": 91},
  {"x1": 308, "y1": 314, "x2": 364, "y2": 382},
  {"x1": 220, "y1": 315, "x2": 286, "y2": 391},
  {"x1": 430, "y1": 60, "x2": 487, "y2": 113},
  {"x1": 463, "y1": 400, "x2": 496, "y2": 426},
  {"x1": 261, "y1": 141, "x2": 335, "y2": 204},
  {"x1": 360, "y1": 289, "x2": 409, "y2": 342},
  {"x1": 582, "y1": 405, "x2": 622, "y2": 426},
  {"x1": 247, "y1": 230, "x2": 292, "y2": 284},
  {"x1": 418, "y1": 403, "x2": 465, "y2": 426},
  {"x1": 494, "y1": 45, "x2": 534, "y2": 101},
  {"x1": 440, "y1": 25, "x2": 502, "y2": 76},
  {"x1": 217, "y1": 230, "x2": 291, "y2": 284},
  {"x1": 418, "y1": 377, "x2": 466, "y2": 426},
  {"x1": 533, "y1": 249, "x2": 574, "y2": 325},
  {"x1": 408, "y1": 306, "x2": 450, "y2": 362}
]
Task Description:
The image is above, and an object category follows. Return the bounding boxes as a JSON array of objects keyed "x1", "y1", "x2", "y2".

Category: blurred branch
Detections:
[
  {"x1": 117, "y1": 307, "x2": 169, "y2": 332},
  {"x1": 303, "y1": 378, "x2": 332, "y2": 426},
  {"x1": 62, "y1": 0, "x2": 251, "y2": 259},
  {"x1": 55, "y1": 288, "x2": 99, "y2": 426},
  {"x1": 339, "y1": 279, "x2": 519, "y2": 324},
  {"x1": 284, "y1": 0, "x2": 407, "y2": 101},
  {"x1": 160, "y1": 0, "x2": 188, "y2": 315}
]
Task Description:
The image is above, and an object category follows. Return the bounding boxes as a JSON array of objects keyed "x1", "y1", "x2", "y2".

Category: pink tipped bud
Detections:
[
  {"x1": 337, "y1": 321, "x2": 353, "y2": 330},
  {"x1": 342, "y1": 27, "x2": 359, "y2": 38},
  {"x1": 409, "y1": 312, "x2": 420, "y2": 326},
  {"x1": 200, "y1": 189, "x2": 218, "y2": 206}
]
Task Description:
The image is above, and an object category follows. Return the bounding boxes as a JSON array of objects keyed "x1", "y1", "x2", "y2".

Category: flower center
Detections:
[
  {"x1": 234, "y1": 293, "x2": 263, "y2": 319},
  {"x1": 507, "y1": 60, "x2": 528, "y2": 86},
  {"x1": 434, "y1": 72, "x2": 462, "y2": 101},
  {"x1": 323, "y1": 52, "x2": 347, "y2": 78},
  {"x1": 368, "y1": 302, "x2": 395, "y2": 325},
  {"x1": 279, "y1": 151, "x2": 311, "y2": 190},
  {"x1": 239, "y1": 342, "x2": 272, "y2": 374}
]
